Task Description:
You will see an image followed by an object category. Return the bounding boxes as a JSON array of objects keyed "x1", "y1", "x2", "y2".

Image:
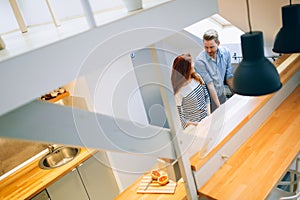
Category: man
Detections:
[{"x1": 195, "y1": 29, "x2": 234, "y2": 112}]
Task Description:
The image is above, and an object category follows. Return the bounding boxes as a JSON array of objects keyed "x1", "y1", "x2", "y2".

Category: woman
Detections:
[{"x1": 171, "y1": 53, "x2": 211, "y2": 129}]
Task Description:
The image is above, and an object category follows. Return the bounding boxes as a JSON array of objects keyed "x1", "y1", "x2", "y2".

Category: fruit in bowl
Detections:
[
  {"x1": 50, "y1": 91, "x2": 58, "y2": 97},
  {"x1": 58, "y1": 87, "x2": 65, "y2": 94},
  {"x1": 151, "y1": 169, "x2": 161, "y2": 180},
  {"x1": 158, "y1": 175, "x2": 169, "y2": 186}
]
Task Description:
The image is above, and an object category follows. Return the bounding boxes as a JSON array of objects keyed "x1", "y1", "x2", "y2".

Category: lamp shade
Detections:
[
  {"x1": 233, "y1": 31, "x2": 282, "y2": 96},
  {"x1": 273, "y1": 4, "x2": 300, "y2": 53}
]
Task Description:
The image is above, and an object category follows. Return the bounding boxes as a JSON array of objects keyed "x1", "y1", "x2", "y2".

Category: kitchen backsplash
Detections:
[{"x1": 0, "y1": 138, "x2": 49, "y2": 176}]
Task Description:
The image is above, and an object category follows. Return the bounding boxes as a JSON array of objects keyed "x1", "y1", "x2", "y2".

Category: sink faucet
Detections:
[{"x1": 47, "y1": 145, "x2": 55, "y2": 153}]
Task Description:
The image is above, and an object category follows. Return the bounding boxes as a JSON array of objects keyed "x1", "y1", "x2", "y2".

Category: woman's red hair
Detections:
[{"x1": 171, "y1": 55, "x2": 204, "y2": 95}]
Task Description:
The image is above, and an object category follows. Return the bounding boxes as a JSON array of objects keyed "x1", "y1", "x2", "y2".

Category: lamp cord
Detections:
[{"x1": 246, "y1": 0, "x2": 252, "y2": 33}]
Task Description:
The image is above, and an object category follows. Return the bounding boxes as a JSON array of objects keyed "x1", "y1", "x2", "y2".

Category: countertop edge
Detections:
[{"x1": 0, "y1": 147, "x2": 98, "y2": 200}]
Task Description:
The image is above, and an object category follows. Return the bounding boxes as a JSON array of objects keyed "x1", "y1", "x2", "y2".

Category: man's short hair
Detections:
[{"x1": 203, "y1": 29, "x2": 219, "y2": 43}]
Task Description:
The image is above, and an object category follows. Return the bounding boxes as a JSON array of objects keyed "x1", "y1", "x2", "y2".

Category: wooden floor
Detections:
[{"x1": 198, "y1": 84, "x2": 300, "y2": 200}]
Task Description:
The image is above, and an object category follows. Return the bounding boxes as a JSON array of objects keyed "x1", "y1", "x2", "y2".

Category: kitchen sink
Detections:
[{"x1": 38, "y1": 146, "x2": 80, "y2": 169}]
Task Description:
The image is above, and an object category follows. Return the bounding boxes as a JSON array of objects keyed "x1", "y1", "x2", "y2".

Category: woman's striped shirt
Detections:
[{"x1": 175, "y1": 79, "x2": 210, "y2": 129}]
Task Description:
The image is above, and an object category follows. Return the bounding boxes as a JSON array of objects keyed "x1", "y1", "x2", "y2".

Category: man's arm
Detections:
[
  {"x1": 206, "y1": 103, "x2": 211, "y2": 115},
  {"x1": 207, "y1": 82, "x2": 220, "y2": 108},
  {"x1": 224, "y1": 47, "x2": 234, "y2": 94},
  {"x1": 226, "y1": 77, "x2": 234, "y2": 94}
]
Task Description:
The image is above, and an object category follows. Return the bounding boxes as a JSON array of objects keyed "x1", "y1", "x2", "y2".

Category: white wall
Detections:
[
  {"x1": 18, "y1": 0, "x2": 54, "y2": 26},
  {"x1": 91, "y1": 54, "x2": 148, "y2": 123},
  {"x1": 218, "y1": 0, "x2": 300, "y2": 46},
  {"x1": 82, "y1": 53, "x2": 157, "y2": 191},
  {"x1": 156, "y1": 30, "x2": 203, "y2": 60},
  {"x1": 0, "y1": 1, "x2": 19, "y2": 33}
]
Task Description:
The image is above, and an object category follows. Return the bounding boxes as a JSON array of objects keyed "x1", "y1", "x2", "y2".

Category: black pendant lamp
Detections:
[
  {"x1": 273, "y1": 1, "x2": 300, "y2": 53},
  {"x1": 233, "y1": 0, "x2": 282, "y2": 96}
]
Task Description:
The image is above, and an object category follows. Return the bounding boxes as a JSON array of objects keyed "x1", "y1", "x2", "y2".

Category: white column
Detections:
[
  {"x1": 80, "y1": 0, "x2": 96, "y2": 28},
  {"x1": 45, "y1": 0, "x2": 60, "y2": 27},
  {"x1": 9, "y1": 0, "x2": 27, "y2": 33},
  {"x1": 149, "y1": 46, "x2": 198, "y2": 200},
  {"x1": 0, "y1": 36, "x2": 5, "y2": 50}
]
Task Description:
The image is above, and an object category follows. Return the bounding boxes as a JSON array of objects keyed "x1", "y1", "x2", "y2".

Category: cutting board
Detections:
[{"x1": 136, "y1": 175, "x2": 177, "y2": 194}]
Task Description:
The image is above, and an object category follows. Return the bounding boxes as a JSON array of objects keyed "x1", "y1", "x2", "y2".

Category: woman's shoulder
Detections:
[
  {"x1": 174, "y1": 93, "x2": 183, "y2": 106},
  {"x1": 191, "y1": 72, "x2": 205, "y2": 85},
  {"x1": 177, "y1": 80, "x2": 198, "y2": 97},
  {"x1": 189, "y1": 78, "x2": 202, "y2": 87}
]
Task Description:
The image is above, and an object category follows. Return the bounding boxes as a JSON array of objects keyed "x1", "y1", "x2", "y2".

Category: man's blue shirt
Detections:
[{"x1": 195, "y1": 46, "x2": 233, "y2": 96}]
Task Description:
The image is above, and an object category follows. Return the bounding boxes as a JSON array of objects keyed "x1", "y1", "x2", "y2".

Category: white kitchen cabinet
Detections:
[
  {"x1": 30, "y1": 190, "x2": 50, "y2": 200},
  {"x1": 77, "y1": 151, "x2": 120, "y2": 200},
  {"x1": 46, "y1": 151, "x2": 119, "y2": 200},
  {"x1": 47, "y1": 168, "x2": 89, "y2": 200}
]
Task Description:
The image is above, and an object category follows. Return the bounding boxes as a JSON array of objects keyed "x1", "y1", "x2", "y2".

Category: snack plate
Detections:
[{"x1": 136, "y1": 175, "x2": 177, "y2": 194}]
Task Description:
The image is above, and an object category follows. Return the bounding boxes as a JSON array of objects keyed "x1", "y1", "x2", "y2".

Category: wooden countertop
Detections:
[
  {"x1": 198, "y1": 85, "x2": 300, "y2": 200},
  {"x1": 0, "y1": 147, "x2": 97, "y2": 200},
  {"x1": 116, "y1": 175, "x2": 187, "y2": 200}
]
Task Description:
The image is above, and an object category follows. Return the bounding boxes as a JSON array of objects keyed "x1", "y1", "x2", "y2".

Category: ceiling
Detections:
[{"x1": 218, "y1": 0, "x2": 300, "y2": 47}]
